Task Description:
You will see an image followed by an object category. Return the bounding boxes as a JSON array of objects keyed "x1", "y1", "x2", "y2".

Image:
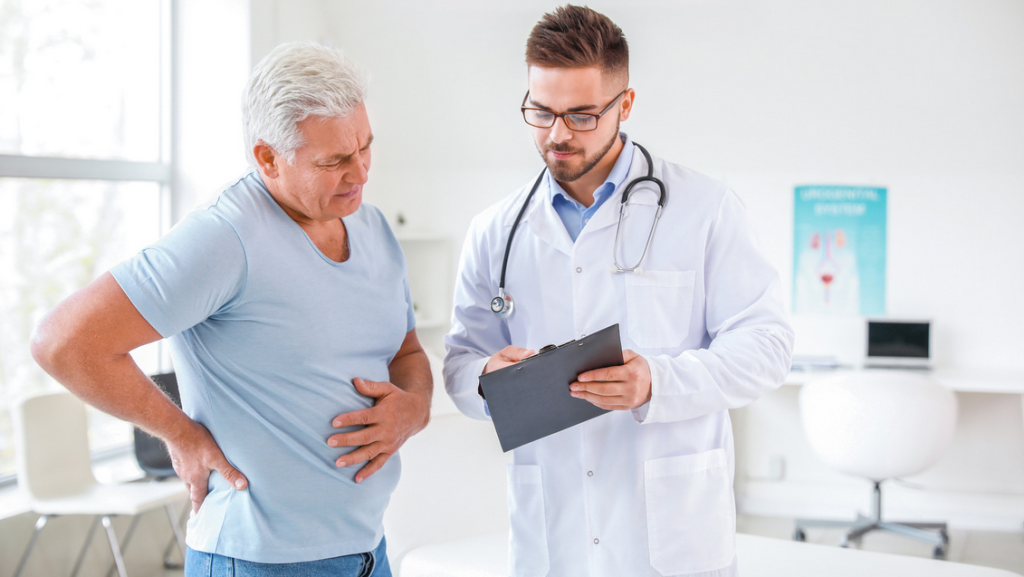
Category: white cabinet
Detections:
[{"x1": 396, "y1": 233, "x2": 453, "y2": 357}]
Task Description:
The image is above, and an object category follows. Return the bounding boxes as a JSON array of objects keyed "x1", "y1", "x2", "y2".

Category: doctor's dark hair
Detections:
[{"x1": 525, "y1": 5, "x2": 629, "y2": 77}]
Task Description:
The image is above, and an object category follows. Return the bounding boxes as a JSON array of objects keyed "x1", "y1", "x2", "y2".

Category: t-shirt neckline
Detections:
[{"x1": 252, "y1": 172, "x2": 357, "y2": 268}]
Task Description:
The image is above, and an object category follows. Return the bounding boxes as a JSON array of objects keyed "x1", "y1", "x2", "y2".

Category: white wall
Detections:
[
  {"x1": 173, "y1": 0, "x2": 252, "y2": 219},
  {"x1": 248, "y1": 0, "x2": 1024, "y2": 535},
  {"x1": 317, "y1": 0, "x2": 1024, "y2": 367}
]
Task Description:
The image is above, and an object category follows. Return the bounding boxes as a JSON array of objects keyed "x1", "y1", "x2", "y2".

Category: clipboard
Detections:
[{"x1": 479, "y1": 324, "x2": 624, "y2": 452}]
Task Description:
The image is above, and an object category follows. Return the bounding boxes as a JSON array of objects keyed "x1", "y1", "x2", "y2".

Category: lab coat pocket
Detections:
[
  {"x1": 625, "y1": 270, "x2": 695, "y2": 349},
  {"x1": 644, "y1": 449, "x2": 735, "y2": 575},
  {"x1": 507, "y1": 464, "x2": 550, "y2": 576}
]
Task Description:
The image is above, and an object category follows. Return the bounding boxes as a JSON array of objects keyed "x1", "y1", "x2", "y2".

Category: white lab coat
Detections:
[{"x1": 444, "y1": 145, "x2": 794, "y2": 577}]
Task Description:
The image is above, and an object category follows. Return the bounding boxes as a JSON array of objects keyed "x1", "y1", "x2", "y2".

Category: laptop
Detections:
[{"x1": 864, "y1": 319, "x2": 932, "y2": 369}]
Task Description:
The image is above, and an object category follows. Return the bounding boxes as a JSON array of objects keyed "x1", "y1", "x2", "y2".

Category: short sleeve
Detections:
[
  {"x1": 403, "y1": 275, "x2": 416, "y2": 332},
  {"x1": 110, "y1": 211, "x2": 247, "y2": 338}
]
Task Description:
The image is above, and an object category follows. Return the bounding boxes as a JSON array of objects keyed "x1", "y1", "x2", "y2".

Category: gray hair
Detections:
[{"x1": 242, "y1": 42, "x2": 368, "y2": 166}]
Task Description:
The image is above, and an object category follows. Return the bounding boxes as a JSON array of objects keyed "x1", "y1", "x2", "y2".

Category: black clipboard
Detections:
[{"x1": 479, "y1": 324, "x2": 624, "y2": 452}]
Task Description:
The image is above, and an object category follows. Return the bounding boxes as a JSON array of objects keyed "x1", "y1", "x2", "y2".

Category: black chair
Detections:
[
  {"x1": 133, "y1": 372, "x2": 180, "y2": 479},
  {"x1": 122, "y1": 372, "x2": 187, "y2": 572}
]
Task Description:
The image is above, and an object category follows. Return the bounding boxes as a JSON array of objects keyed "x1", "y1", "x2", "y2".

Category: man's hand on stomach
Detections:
[{"x1": 327, "y1": 378, "x2": 430, "y2": 483}]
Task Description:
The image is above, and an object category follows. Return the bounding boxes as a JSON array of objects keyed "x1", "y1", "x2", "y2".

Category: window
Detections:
[{"x1": 0, "y1": 0, "x2": 171, "y2": 480}]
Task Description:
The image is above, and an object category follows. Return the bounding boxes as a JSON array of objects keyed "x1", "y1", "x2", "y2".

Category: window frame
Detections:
[{"x1": 0, "y1": 0, "x2": 178, "y2": 488}]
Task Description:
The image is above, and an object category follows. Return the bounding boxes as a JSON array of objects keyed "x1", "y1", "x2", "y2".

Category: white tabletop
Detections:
[
  {"x1": 785, "y1": 367, "x2": 1024, "y2": 394},
  {"x1": 736, "y1": 533, "x2": 1022, "y2": 577}
]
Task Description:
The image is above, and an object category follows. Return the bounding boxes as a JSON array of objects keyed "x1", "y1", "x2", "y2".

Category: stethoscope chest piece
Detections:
[{"x1": 491, "y1": 289, "x2": 514, "y2": 320}]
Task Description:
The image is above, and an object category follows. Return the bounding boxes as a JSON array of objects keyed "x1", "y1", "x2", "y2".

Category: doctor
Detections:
[{"x1": 444, "y1": 5, "x2": 794, "y2": 577}]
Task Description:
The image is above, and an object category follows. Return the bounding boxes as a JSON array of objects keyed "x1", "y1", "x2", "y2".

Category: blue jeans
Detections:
[{"x1": 185, "y1": 537, "x2": 391, "y2": 577}]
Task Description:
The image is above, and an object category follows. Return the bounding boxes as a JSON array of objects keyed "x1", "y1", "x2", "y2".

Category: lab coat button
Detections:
[
  {"x1": 576, "y1": 267, "x2": 582, "y2": 273},
  {"x1": 587, "y1": 471, "x2": 594, "y2": 477},
  {"x1": 594, "y1": 538, "x2": 600, "y2": 545}
]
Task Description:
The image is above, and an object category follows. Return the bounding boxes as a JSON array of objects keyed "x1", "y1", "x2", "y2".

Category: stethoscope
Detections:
[{"x1": 491, "y1": 143, "x2": 666, "y2": 320}]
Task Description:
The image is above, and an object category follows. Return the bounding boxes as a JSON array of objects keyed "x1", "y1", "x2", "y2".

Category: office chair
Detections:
[
  {"x1": 793, "y1": 371, "x2": 958, "y2": 558},
  {"x1": 133, "y1": 372, "x2": 180, "y2": 479},
  {"x1": 123, "y1": 372, "x2": 189, "y2": 573},
  {"x1": 12, "y1": 391, "x2": 188, "y2": 577}
]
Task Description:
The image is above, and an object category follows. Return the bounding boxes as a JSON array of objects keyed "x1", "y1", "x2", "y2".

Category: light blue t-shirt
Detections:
[{"x1": 111, "y1": 172, "x2": 415, "y2": 563}]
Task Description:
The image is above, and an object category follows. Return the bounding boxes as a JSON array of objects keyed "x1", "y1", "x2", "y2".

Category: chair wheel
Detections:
[
  {"x1": 933, "y1": 545, "x2": 946, "y2": 559},
  {"x1": 793, "y1": 528, "x2": 806, "y2": 542}
]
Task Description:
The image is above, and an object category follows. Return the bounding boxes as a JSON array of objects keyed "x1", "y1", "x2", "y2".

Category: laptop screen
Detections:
[{"x1": 867, "y1": 321, "x2": 930, "y2": 359}]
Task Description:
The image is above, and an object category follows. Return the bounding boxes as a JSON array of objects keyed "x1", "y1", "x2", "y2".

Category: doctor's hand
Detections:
[
  {"x1": 165, "y1": 419, "x2": 248, "y2": 513},
  {"x1": 483, "y1": 346, "x2": 536, "y2": 374},
  {"x1": 328, "y1": 377, "x2": 430, "y2": 483},
  {"x1": 570, "y1": 349, "x2": 652, "y2": 411}
]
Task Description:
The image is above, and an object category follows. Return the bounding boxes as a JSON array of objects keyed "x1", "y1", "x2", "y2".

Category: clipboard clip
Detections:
[
  {"x1": 520, "y1": 338, "x2": 585, "y2": 371},
  {"x1": 538, "y1": 337, "x2": 581, "y2": 355}
]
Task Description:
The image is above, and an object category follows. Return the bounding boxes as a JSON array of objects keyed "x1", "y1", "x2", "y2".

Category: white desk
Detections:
[{"x1": 785, "y1": 367, "x2": 1024, "y2": 394}]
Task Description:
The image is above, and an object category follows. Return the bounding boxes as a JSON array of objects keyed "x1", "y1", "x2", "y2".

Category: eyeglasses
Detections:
[{"x1": 521, "y1": 89, "x2": 626, "y2": 132}]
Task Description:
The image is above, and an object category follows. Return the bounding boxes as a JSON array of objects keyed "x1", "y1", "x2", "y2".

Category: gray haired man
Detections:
[{"x1": 31, "y1": 42, "x2": 430, "y2": 576}]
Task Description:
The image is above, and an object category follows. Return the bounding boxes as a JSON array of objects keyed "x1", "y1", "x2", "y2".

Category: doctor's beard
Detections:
[{"x1": 538, "y1": 120, "x2": 620, "y2": 183}]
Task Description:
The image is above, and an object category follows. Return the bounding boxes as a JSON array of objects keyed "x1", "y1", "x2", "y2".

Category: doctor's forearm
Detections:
[
  {"x1": 443, "y1": 354, "x2": 492, "y2": 421},
  {"x1": 644, "y1": 328, "x2": 793, "y2": 423}
]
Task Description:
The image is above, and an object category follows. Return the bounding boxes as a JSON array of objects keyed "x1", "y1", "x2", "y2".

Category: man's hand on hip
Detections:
[
  {"x1": 570, "y1": 349, "x2": 652, "y2": 410},
  {"x1": 328, "y1": 378, "x2": 430, "y2": 483},
  {"x1": 166, "y1": 420, "x2": 248, "y2": 513}
]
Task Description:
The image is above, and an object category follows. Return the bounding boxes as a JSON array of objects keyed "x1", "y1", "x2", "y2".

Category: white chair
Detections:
[
  {"x1": 12, "y1": 391, "x2": 189, "y2": 577},
  {"x1": 794, "y1": 371, "x2": 958, "y2": 558}
]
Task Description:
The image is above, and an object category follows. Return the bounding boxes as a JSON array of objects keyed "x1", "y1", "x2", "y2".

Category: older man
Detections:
[{"x1": 31, "y1": 43, "x2": 428, "y2": 576}]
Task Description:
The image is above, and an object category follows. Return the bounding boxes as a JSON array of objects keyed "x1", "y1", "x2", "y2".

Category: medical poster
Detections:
[{"x1": 793, "y1": 185, "x2": 886, "y2": 316}]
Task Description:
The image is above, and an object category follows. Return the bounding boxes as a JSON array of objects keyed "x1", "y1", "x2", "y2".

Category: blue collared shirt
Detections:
[{"x1": 549, "y1": 134, "x2": 634, "y2": 242}]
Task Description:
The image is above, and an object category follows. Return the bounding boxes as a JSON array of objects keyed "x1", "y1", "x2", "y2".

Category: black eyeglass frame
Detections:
[{"x1": 521, "y1": 89, "x2": 627, "y2": 132}]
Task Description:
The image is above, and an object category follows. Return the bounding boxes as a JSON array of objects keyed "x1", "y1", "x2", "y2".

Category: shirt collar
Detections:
[{"x1": 548, "y1": 133, "x2": 635, "y2": 206}]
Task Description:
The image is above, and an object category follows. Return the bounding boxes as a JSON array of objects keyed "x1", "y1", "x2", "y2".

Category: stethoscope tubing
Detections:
[
  {"x1": 493, "y1": 142, "x2": 665, "y2": 317},
  {"x1": 497, "y1": 169, "x2": 547, "y2": 296}
]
